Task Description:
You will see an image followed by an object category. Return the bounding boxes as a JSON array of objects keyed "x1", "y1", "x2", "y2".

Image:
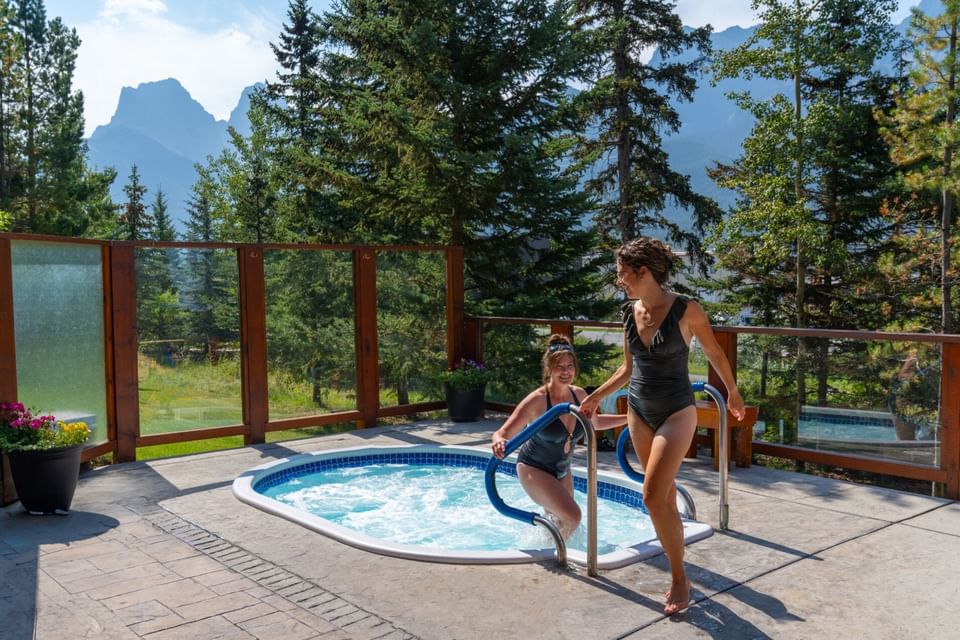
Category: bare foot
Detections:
[{"x1": 664, "y1": 580, "x2": 691, "y2": 616}]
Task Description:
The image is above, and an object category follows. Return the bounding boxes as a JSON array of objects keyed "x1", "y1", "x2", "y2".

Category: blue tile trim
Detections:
[{"x1": 252, "y1": 450, "x2": 647, "y2": 512}]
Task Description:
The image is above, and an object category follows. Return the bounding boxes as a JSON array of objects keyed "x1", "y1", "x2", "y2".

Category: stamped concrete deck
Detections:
[{"x1": 1, "y1": 418, "x2": 958, "y2": 639}]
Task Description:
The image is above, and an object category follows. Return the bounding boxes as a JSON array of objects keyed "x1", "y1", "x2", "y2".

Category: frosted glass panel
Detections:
[{"x1": 11, "y1": 241, "x2": 108, "y2": 445}]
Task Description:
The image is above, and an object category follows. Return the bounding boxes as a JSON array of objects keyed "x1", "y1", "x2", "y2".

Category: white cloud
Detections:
[
  {"x1": 73, "y1": 2, "x2": 279, "y2": 136},
  {"x1": 101, "y1": 0, "x2": 168, "y2": 20}
]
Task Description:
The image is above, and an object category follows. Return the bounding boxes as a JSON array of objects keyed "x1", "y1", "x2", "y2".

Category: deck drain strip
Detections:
[{"x1": 133, "y1": 503, "x2": 419, "y2": 640}]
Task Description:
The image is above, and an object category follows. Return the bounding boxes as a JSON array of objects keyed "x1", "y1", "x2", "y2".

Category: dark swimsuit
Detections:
[
  {"x1": 516, "y1": 388, "x2": 584, "y2": 479},
  {"x1": 623, "y1": 297, "x2": 695, "y2": 430}
]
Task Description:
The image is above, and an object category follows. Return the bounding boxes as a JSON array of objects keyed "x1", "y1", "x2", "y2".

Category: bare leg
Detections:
[
  {"x1": 516, "y1": 463, "x2": 581, "y2": 538},
  {"x1": 629, "y1": 406, "x2": 697, "y2": 615}
]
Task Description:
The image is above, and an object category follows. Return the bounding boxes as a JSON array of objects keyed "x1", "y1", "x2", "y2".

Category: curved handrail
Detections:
[
  {"x1": 484, "y1": 402, "x2": 598, "y2": 573},
  {"x1": 615, "y1": 382, "x2": 730, "y2": 529}
]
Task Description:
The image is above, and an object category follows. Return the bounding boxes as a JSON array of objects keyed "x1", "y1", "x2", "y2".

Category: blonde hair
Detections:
[{"x1": 541, "y1": 334, "x2": 578, "y2": 384}]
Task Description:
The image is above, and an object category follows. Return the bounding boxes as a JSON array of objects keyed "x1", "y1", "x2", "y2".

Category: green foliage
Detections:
[
  {"x1": 877, "y1": 1, "x2": 960, "y2": 332},
  {"x1": 709, "y1": 0, "x2": 900, "y2": 347},
  {"x1": 0, "y1": 0, "x2": 116, "y2": 235},
  {"x1": 571, "y1": 0, "x2": 720, "y2": 264},
  {"x1": 439, "y1": 358, "x2": 492, "y2": 390}
]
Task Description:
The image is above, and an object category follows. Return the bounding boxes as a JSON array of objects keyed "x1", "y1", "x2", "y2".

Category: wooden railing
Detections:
[
  {"x1": 2, "y1": 232, "x2": 957, "y2": 502},
  {"x1": 466, "y1": 316, "x2": 960, "y2": 500},
  {"x1": 0, "y1": 234, "x2": 465, "y2": 505}
]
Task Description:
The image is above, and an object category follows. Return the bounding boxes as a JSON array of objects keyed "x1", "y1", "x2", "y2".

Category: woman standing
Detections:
[
  {"x1": 579, "y1": 238, "x2": 745, "y2": 615},
  {"x1": 491, "y1": 334, "x2": 627, "y2": 539}
]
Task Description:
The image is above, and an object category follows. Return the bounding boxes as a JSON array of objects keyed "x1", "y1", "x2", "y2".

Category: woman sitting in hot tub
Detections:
[{"x1": 491, "y1": 334, "x2": 626, "y2": 539}]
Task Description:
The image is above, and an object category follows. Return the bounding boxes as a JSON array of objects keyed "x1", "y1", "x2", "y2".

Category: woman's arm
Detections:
[
  {"x1": 684, "y1": 301, "x2": 746, "y2": 420},
  {"x1": 590, "y1": 413, "x2": 628, "y2": 431},
  {"x1": 491, "y1": 390, "x2": 542, "y2": 458},
  {"x1": 579, "y1": 332, "x2": 632, "y2": 418}
]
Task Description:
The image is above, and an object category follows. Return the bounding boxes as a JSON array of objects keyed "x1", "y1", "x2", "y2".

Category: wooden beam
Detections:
[
  {"x1": 549, "y1": 323, "x2": 575, "y2": 344},
  {"x1": 707, "y1": 331, "x2": 738, "y2": 398},
  {"x1": 0, "y1": 238, "x2": 17, "y2": 505},
  {"x1": 463, "y1": 317, "x2": 482, "y2": 363},
  {"x1": 446, "y1": 246, "x2": 464, "y2": 368},
  {"x1": 941, "y1": 343, "x2": 960, "y2": 498},
  {"x1": 137, "y1": 425, "x2": 247, "y2": 448},
  {"x1": 354, "y1": 249, "x2": 379, "y2": 428},
  {"x1": 109, "y1": 245, "x2": 140, "y2": 463},
  {"x1": 266, "y1": 410, "x2": 364, "y2": 432},
  {"x1": 238, "y1": 247, "x2": 268, "y2": 445},
  {"x1": 100, "y1": 245, "x2": 118, "y2": 462},
  {"x1": 752, "y1": 442, "x2": 947, "y2": 483},
  {"x1": 0, "y1": 238, "x2": 16, "y2": 401}
]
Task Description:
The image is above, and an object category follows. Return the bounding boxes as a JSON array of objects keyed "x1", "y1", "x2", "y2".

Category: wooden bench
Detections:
[
  {"x1": 689, "y1": 400, "x2": 759, "y2": 470},
  {"x1": 610, "y1": 395, "x2": 758, "y2": 470}
]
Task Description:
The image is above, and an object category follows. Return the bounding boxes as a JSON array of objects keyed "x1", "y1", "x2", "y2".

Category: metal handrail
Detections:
[
  {"x1": 484, "y1": 403, "x2": 598, "y2": 575},
  {"x1": 615, "y1": 382, "x2": 729, "y2": 530}
]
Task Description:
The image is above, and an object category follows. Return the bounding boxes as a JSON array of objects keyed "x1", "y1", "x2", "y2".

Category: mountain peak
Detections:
[{"x1": 106, "y1": 77, "x2": 228, "y2": 163}]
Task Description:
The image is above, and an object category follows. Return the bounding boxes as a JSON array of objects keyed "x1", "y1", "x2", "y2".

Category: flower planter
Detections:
[
  {"x1": 6, "y1": 443, "x2": 84, "y2": 514},
  {"x1": 445, "y1": 382, "x2": 486, "y2": 422}
]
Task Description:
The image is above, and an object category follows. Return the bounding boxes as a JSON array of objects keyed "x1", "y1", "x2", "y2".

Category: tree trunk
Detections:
[
  {"x1": 613, "y1": 0, "x2": 633, "y2": 241},
  {"x1": 942, "y1": 18, "x2": 957, "y2": 333}
]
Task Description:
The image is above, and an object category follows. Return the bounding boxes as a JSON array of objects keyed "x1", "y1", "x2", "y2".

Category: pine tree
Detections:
[
  {"x1": 312, "y1": 0, "x2": 607, "y2": 319},
  {"x1": 182, "y1": 167, "x2": 236, "y2": 360},
  {"x1": 571, "y1": 0, "x2": 721, "y2": 265},
  {"x1": 0, "y1": 0, "x2": 116, "y2": 235},
  {"x1": 118, "y1": 164, "x2": 152, "y2": 240},
  {"x1": 258, "y1": 0, "x2": 336, "y2": 240},
  {"x1": 710, "y1": 0, "x2": 901, "y2": 408},
  {"x1": 878, "y1": 1, "x2": 960, "y2": 332}
]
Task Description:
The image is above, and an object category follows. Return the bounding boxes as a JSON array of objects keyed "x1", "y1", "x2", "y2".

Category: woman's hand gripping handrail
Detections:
[
  {"x1": 615, "y1": 382, "x2": 730, "y2": 527},
  {"x1": 484, "y1": 402, "x2": 599, "y2": 574}
]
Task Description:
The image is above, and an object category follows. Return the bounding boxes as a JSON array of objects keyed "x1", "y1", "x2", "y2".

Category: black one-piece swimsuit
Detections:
[
  {"x1": 623, "y1": 297, "x2": 695, "y2": 430},
  {"x1": 516, "y1": 388, "x2": 584, "y2": 479}
]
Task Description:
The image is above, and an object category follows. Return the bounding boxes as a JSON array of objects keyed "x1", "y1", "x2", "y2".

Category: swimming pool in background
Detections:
[
  {"x1": 797, "y1": 406, "x2": 938, "y2": 444},
  {"x1": 233, "y1": 445, "x2": 712, "y2": 569}
]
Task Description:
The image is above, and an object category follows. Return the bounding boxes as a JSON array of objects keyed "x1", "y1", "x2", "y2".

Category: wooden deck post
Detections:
[
  {"x1": 0, "y1": 238, "x2": 18, "y2": 504},
  {"x1": 941, "y1": 342, "x2": 960, "y2": 499},
  {"x1": 707, "y1": 329, "x2": 738, "y2": 398},
  {"x1": 354, "y1": 249, "x2": 379, "y2": 428},
  {"x1": 239, "y1": 247, "x2": 268, "y2": 445},
  {"x1": 109, "y1": 244, "x2": 140, "y2": 463},
  {"x1": 549, "y1": 323, "x2": 574, "y2": 344}
]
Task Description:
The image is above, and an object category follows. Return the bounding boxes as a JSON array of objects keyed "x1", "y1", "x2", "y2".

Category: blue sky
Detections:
[{"x1": 45, "y1": 0, "x2": 916, "y2": 137}]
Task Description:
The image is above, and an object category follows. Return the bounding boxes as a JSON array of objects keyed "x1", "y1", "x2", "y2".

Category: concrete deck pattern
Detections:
[{"x1": 1, "y1": 418, "x2": 958, "y2": 639}]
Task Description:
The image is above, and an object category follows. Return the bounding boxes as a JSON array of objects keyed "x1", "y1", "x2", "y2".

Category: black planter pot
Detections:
[
  {"x1": 445, "y1": 382, "x2": 486, "y2": 422},
  {"x1": 6, "y1": 443, "x2": 83, "y2": 515}
]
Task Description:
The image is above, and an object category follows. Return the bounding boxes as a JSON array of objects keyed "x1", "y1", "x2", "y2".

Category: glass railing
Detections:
[{"x1": 10, "y1": 240, "x2": 108, "y2": 445}]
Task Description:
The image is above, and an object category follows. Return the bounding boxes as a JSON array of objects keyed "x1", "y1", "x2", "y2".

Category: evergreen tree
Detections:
[
  {"x1": 0, "y1": 0, "x2": 115, "y2": 235},
  {"x1": 571, "y1": 0, "x2": 721, "y2": 265},
  {"x1": 118, "y1": 163, "x2": 152, "y2": 240},
  {"x1": 710, "y1": 0, "x2": 901, "y2": 408},
  {"x1": 258, "y1": 0, "x2": 337, "y2": 240},
  {"x1": 213, "y1": 104, "x2": 278, "y2": 243},
  {"x1": 182, "y1": 167, "x2": 236, "y2": 359},
  {"x1": 878, "y1": 1, "x2": 960, "y2": 332},
  {"x1": 313, "y1": 0, "x2": 606, "y2": 319}
]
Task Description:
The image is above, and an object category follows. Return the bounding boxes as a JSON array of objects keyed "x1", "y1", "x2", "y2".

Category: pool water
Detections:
[{"x1": 261, "y1": 463, "x2": 656, "y2": 555}]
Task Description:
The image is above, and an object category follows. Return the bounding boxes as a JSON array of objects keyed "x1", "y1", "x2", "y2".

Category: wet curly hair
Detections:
[{"x1": 615, "y1": 237, "x2": 677, "y2": 286}]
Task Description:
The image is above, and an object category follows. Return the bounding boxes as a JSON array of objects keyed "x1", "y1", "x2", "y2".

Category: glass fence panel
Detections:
[
  {"x1": 376, "y1": 251, "x2": 446, "y2": 407},
  {"x1": 136, "y1": 248, "x2": 243, "y2": 435},
  {"x1": 264, "y1": 249, "x2": 356, "y2": 421},
  {"x1": 11, "y1": 240, "x2": 108, "y2": 444},
  {"x1": 737, "y1": 334, "x2": 940, "y2": 467}
]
